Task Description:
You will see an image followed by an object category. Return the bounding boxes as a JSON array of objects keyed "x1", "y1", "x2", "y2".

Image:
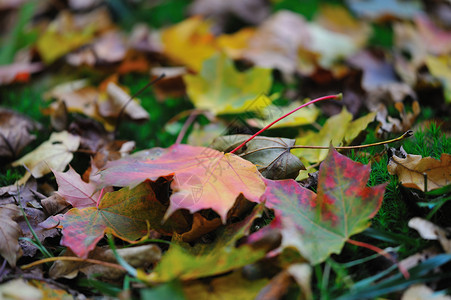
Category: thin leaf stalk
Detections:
[
  {"x1": 21, "y1": 256, "x2": 126, "y2": 271},
  {"x1": 347, "y1": 239, "x2": 410, "y2": 279},
  {"x1": 229, "y1": 94, "x2": 342, "y2": 154}
]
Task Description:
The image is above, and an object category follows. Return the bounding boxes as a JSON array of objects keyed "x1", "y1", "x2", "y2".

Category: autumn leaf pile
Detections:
[{"x1": 1, "y1": 0, "x2": 451, "y2": 299}]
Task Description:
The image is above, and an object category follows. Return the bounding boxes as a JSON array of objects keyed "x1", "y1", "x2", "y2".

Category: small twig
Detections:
[
  {"x1": 114, "y1": 73, "x2": 165, "y2": 137},
  {"x1": 21, "y1": 256, "x2": 126, "y2": 271},
  {"x1": 229, "y1": 94, "x2": 342, "y2": 154},
  {"x1": 347, "y1": 239, "x2": 409, "y2": 279},
  {"x1": 175, "y1": 110, "x2": 200, "y2": 144},
  {"x1": 290, "y1": 130, "x2": 413, "y2": 150}
]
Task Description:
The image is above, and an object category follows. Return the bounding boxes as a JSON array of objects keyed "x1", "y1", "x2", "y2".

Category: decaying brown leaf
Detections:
[
  {"x1": 50, "y1": 245, "x2": 161, "y2": 280},
  {"x1": 402, "y1": 284, "x2": 451, "y2": 300},
  {"x1": 388, "y1": 152, "x2": 451, "y2": 191},
  {"x1": 408, "y1": 218, "x2": 451, "y2": 253},
  {"x1": 0, "y1": 204, "x2": 23, "y2": 267},
  {"x1": 0, "y1": 108, "x2": 41, "y2": 160},
  {"x1": 0, "y1": 279, "x2": 43, "y2": 299},
  {"x1": 376, "y1": 101, "x2": 420, "y2": 137}
]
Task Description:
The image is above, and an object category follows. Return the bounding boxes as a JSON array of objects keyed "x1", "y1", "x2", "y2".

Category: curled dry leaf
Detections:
[
  {"x1": 408, "y1": 218, "x2": 451, "y2": 253},
  {"x1": 388, "y1": 152, "x2": 451, "y2": 191},
  {"x1": 0, "y1": 279, "x2": 42, "y2": 300},
  {"x1": 50, "y1": 244, "x2": 161, "y2": 280},
  {"x1": 0, "y1": 204, "x2": 23, "y2": 267},
  {"x1": 0, "y1": 178, "x2": 38, "y2": 206},
  {"x1": 376, "y1": 101, "x2": 420, "y2": 136},
  {"x1": 18, "y1": 207, "x2": 59, "y2": 257},
  {"x1": 0, "y1": 108, "x2": 41, "y2": 159},
  {"x1": 12, "y1": 131, "x2": 80, "y2": 179},
  {"x1": 98, "y1": 82, "x2": 149, "y2": 122},
  {"x1": 66, "y1": 31, "x2": 126, "y2": 66},
  {"x1": 0, "y1": 62, "x2": 44, "y2": 86},
  {"x1": 401, "y1": 284, "x2": 451, "y2": 300},
  {"x1": 211, "y1": 135, "x2": 305, "y2": 180}
]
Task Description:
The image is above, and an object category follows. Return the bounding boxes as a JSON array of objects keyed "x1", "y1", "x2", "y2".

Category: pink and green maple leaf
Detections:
[
  {"x1": 261, "y1": 147, "x2": 386, "y2": 264},
  {"x1": 41, "y1": 181, "x2": 187, "y2": 258}
]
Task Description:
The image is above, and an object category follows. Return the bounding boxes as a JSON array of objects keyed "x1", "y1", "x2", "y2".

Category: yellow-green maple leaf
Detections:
[
  {"x1": 292, "y1": 108, "x2": 376, "y2": 163},
  {"x1": 183, "y1": 54, "x2": 272, "y2": 115}
]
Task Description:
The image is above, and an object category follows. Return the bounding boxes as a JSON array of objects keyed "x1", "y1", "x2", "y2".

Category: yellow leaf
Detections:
[
  {"x1": 217, "y1": 28, "x2": 256, "y2": 59},
  {"x1": 184, "y1": 54, "x2": 272, "y2": 115},
  {"x1": 425, "y1": 55, "x2": 451, "y2": 102},
  {"x1": 36, "y1": 12, "x2": 95, "y2": 64},
  {"x1": 388, "y1": 153, "x2": 451, "y2": 191},
  {"x1": 161, "y1": 16, "x2": 217, "y2": 72},
  {"x1": 293, "y1": 108, "x2": 376, "y2": 163},
  {"x1": 12, "y1": 131, "x2": 80, "y2": 178},
  {"x1": 247, "y1": 99, "x2": 320, "y2": 129}
]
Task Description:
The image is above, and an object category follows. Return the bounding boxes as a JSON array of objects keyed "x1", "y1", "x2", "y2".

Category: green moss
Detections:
[{"x1": 0, "y1": 168, "x2": 24, "y2": 187}]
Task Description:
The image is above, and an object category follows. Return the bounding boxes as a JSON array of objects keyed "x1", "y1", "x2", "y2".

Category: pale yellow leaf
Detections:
[{"x1": 12, "y1": 131, "x2": 80, "y2": 178}]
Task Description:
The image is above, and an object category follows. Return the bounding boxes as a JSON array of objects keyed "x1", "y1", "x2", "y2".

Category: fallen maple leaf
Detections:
[
  {"x1": 99, "y1": 144, "x2": 266, "y2": 222},
  {"x1": 139, "y1": 204, "x2": 266, "y2": 282},
  {"x1": 388, "y1": 152, "x2": 451, "y2": 191},
  {"x1": 161, "y1": 16, "x2": 216, "y2": 72},
  {"x1": 260, "y1": 147, "x2": 385, "y2": 264},
  {"x1": 0, "y1": 204, "x2": 23, "y2": 267},
  {"x1": 41, "y1": 181, "x2": 187, "y2": 258},
  {"x1": 53, "y1": 166, "x2": 103, "y2": 208},
  {"x1": 12, "y1": 131, "x2": 80, "y2": 179},
  {"x1": 183, "y1": 54, "x2": 273, "y2": 115},
  {"x1": 211, "y1": 135, "x2": 305, "y2": 180}
]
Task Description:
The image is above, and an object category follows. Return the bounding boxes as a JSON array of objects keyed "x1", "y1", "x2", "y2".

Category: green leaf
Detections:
[
  {"x1": 182, "y1": 271, "x2": 269, "y2": 300},
  {"x1": 139, "y1": 204, "x2": 267, "y2": 282},
  {"x1": 46, "y1": 181, "x2": 188, "y2": 258},
  {"x1": 261, "y1": 147, "x2": 386, "y2": 264},
  {"x1": 183, "y1": 54, "x2": 273, "y2": 115}
]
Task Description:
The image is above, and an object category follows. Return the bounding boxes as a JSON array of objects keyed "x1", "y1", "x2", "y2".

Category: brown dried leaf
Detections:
[
  {"x1": 408, "y1": 218, "x2": 451, "y2": 253},
  {"x1": 50, "y1": 245, "x2": 161, "y2": 280},
  {"x1": 0, "y1": 204, "x2": 23, "y2": 267},
  {"x1": 0, "y1": 108, "x2": 41, "y2": 159},
  {"x1": 388, "y1": 152, "x2": 451, "y2": 191}
]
